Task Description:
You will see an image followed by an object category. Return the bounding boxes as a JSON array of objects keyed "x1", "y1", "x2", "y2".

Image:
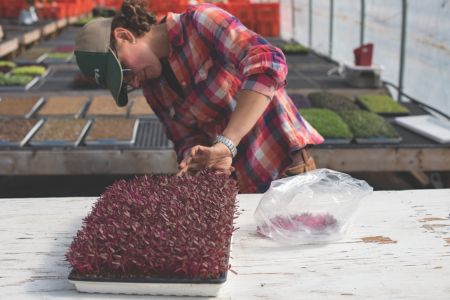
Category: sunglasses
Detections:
[
  {"x1": 121, "y1": 68, "x2": 139, "y2": 93},
  {"x1": 122, "y1": 68, "x2": 135, "y2": 85}
]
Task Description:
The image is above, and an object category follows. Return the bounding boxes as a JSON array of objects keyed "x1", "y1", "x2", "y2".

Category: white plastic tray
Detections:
[
  {"x1": 395, "y1": 115, "x2": 450, "y2": 143},
  {"x1": 69, "y1": 274, "x2": 227, "y2": 297}
]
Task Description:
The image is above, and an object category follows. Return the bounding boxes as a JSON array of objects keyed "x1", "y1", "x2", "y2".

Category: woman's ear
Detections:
[{"x1": 113, "y1": 27, "x2": 136, "y2": 44}]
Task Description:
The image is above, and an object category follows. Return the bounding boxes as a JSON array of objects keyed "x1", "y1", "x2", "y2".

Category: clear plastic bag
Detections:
[{"x1": 254, "y1": 169, "x2": 373, "y2": 244}]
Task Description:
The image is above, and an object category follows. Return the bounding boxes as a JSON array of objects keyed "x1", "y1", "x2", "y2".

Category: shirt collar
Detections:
[{"x1": 162, "y1": 12, "x2": 184, "y2": 48}]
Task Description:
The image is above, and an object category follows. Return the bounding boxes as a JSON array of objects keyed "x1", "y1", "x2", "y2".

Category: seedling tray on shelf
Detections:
[
  {"x1": 129, "y1": 96, "x2": 154, "y2": 118},
  {"x1": 85, "y1": 96, "x2": 129, "y2": 117},
  {"x1": 339, "y1": 110, "x2": 402, "y2": 144},
  {"x1": 356, "y1": 94, "x2": 410, "y2": 116},
  {"x1": 9, "y1": 65, "x2": 51, "y2": 79},
  {"x1": 308, "y1": 92, "x2": 360, "y2": 112},
  {"x1": 35, "y1": 96, "x2": 89, "y2": 118},
  {"x1": 0, "y1": 96, "x2": 44, "y2": 118},
  {"x1": 0, "y1": 61, "x2": 16, "y2": 74},
  {"x1": 300, "y1": 108, "x2": 353, "y2": 144},
  {"x1": 0, "y1": 119, "x2": 41, "y2": 147},
  {"x1": 68, "y1": 270, "x2": 227, "y2": 297},
  {"x1": 84, "y1": 119, "x2": 139, "y2": 146},
  {"x1": 29, "y1": 119, "x2": 92, "y2": 147},
  {"x1": 281, "y1": 43, "x2": 310, "y2": 55},
  {"x1": 43, "y1": 52, "x2": 74, "y2": 64},
  {"x1": 0, "y1": 76, "x2": 40, "y2": 91}
]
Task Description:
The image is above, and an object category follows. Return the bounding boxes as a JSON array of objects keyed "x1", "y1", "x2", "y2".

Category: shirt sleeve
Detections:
[
  {"x1": 191, "y1": 4, "x2": 287, "y2": 100},
  {"x1": 161, "y1": 118, "x2": 209, "y2": 162}
]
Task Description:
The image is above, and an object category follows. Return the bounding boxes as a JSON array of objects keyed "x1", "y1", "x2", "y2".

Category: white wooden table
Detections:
[{"x1": 1, "y1": 190, "x2": 450, "y2": 299}]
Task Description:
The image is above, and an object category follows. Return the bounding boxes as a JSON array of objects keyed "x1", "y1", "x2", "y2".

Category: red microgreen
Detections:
[{"x1": 66, "y1": 170, "x2": 239, "y2": 280}]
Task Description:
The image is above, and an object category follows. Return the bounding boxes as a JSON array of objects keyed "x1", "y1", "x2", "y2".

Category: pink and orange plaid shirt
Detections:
[{"x1": 142, "y1": 4, "x2": 324, "y2": 193}]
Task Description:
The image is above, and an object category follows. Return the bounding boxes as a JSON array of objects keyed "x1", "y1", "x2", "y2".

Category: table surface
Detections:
[{"x1": 1, "y1": 189, "x2": 450, "y2": 299}]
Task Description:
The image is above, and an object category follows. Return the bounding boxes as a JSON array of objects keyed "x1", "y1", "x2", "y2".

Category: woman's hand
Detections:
[{"x1": 177, "y1": 143, "x2": 234, "y2": 176}]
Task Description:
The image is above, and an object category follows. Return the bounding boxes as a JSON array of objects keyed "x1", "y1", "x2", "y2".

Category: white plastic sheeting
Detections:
[
  {"x1": 280, "y1": 0, "x2": 450, "y2": 117},
  {"x1": 405, "y1": 1, "x2": 450, "y2": 117}
]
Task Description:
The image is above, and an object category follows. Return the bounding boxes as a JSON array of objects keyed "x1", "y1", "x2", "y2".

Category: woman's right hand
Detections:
[{"x1": 177, "y1": 144, "x2": 234, "y2": 176}]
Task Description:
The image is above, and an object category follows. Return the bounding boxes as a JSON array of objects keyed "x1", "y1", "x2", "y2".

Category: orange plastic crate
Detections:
[
  {"x1": 221, "y1": 3, "x2": 255, "y2": 32},
  {"x1": 0, "y1": 0, "x2": 25, "y2": 18},
  {"x1": 149, "y1": 0, "x2": 190, "y2": 14},
  {"x1": 254, "y1": 3, "x2": 279, "y2": 37}
]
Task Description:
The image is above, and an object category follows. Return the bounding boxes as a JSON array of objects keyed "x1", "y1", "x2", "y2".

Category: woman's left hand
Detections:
[{"x1": 177, "y1": 143, "x2": 234, "y2": 176}]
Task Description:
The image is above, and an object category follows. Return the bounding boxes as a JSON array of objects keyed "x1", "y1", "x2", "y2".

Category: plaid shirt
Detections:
[{"x1": 142, "y1": 4, "x2": 324, "y2": 193}]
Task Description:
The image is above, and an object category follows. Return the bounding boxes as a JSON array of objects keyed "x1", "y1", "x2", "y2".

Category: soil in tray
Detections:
[
  {"x1": 129, "y1": 96, "x2": 153, "y2": 116},
  {"x1": 85, "y1": 119, "x2": 136, "y2": 141},
  {"x1": 36, "y1": 96, "x2": 88, "y2": 117},
  {"x1": 85, "y1": 96, "x2": 129, "y2": 116},
  {"x1": 31, "y1": 119, "x2": 87, "y2": 142},
  {"x1": 0, "y1": 95, "x2": 42, "y2": 117},
  {"x1": 0, "y1": 119, "x2": 38, "y2": 142}
]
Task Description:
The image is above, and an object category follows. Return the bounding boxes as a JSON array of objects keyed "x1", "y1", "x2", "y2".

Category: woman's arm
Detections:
[
  {"x1": 222, "y1": 89, "x2": 270, "y2": 146},
  {"x1": 178, "y1": 4, "x2": 287, "y2": 174},
  {"x1": 178, "y1": 89, "x2": 270, "y2": 175}
]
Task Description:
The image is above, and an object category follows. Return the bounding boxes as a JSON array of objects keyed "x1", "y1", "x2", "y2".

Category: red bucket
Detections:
[{"x1": 353, "y1": 43, "x2": 374, "y2": 66}]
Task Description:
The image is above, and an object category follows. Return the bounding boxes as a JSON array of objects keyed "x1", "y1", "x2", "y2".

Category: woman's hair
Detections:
[{"x1": 111, "y1": 0, "x2": 156, "y2": 39}]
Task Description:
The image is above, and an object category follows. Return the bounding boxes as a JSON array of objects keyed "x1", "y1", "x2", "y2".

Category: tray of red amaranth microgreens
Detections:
[{"x1": 67, "y1": 170, "x2": 239, "y2": 297}]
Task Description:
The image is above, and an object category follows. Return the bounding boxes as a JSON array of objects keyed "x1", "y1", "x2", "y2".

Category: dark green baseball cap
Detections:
[{"x1": 74, "y1": 17, "x2": 128, "y2": 107}]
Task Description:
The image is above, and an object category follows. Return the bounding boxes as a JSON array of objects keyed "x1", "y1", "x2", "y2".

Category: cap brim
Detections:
[
  {"x1": 106, "y1": 49, "x2": 128, "y2": 107},
  {"x1": 74, "y1": 49, "x2": 128, "y2": 107}
]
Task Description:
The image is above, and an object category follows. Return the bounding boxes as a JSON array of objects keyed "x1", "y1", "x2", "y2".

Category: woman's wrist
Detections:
[{"x1": 213, "y1": 135, "x2": 237, "y2": 158}]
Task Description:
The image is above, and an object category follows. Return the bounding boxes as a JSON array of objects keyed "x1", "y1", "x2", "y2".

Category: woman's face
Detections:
[{"x1": 113, "y1": 28, "x2": 162, "y2": 88}]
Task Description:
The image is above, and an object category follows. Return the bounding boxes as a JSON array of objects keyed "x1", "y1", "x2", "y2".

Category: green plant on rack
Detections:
[
  {"x1": 308, "y1": 92, "x2": 359, "y2": 112},
  {"x1": 0, "y1": 61, "x2": 16, "y2": 73},
  {"x1": 300, "y1": 108, "x2": 353, "y2": 139},
  {"x1": 11, "y1": 66, "x2": 46, "y2": 76},
  {"x1": 0, "y1": 61, "x2": 16, "y2": 68},
  {"x1": 281, "y1": 43, "x2": 309, "y2": 54},
  {"x1": 339, "y1": 110, "x2": 400, "y2": 139},
  {"x1": 357, "y1": 94, "x2": 410, "y2": 114},
  {"x1": 0, "y1": 73, "x2": 34, "y2": 86}
]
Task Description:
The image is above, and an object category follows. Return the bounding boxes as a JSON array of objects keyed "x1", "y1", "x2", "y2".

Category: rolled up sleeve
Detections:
[{"x1": 192, "y1": 4, "x2": 287, "y2": 99}]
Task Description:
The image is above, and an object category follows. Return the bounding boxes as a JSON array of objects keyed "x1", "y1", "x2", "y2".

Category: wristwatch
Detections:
[{"x1": 213, "y1": 135, "x2": 237, "y2": 158}]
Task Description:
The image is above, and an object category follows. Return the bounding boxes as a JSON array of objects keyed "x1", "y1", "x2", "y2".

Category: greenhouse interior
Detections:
[{"x1": 1, "y1": 1, "x2": 450, "y2": 299}]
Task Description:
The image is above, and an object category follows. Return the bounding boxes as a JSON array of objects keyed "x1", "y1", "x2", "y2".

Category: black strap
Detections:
[{"x1": 160, "y1": 58, "x2": 184, "y2": 98}]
